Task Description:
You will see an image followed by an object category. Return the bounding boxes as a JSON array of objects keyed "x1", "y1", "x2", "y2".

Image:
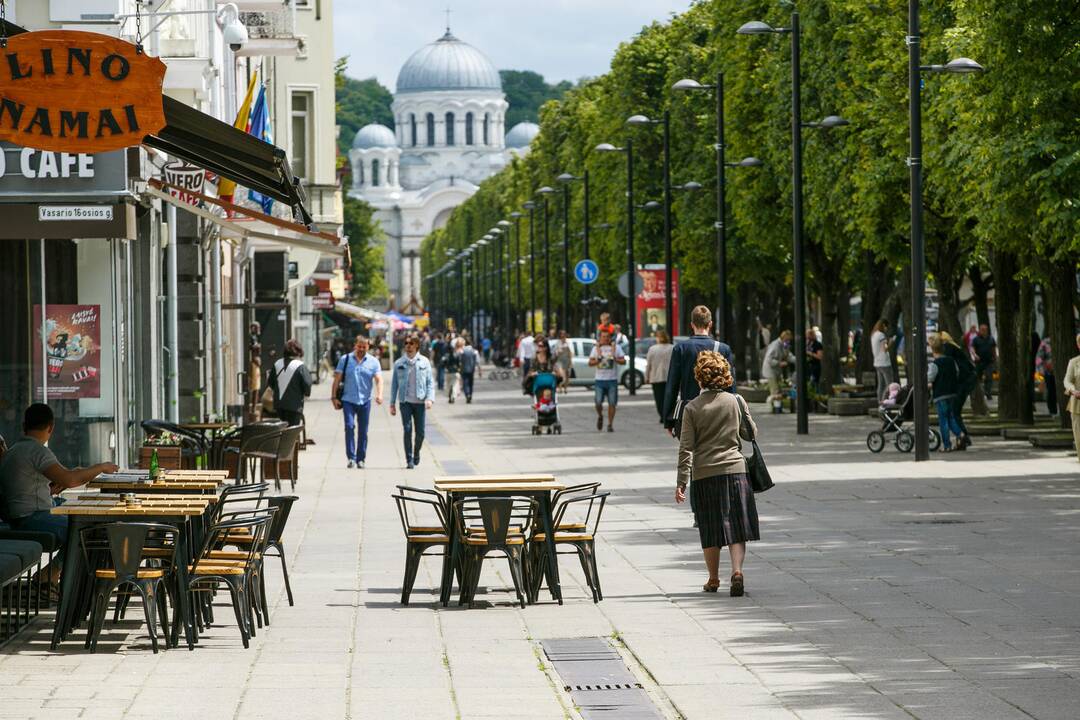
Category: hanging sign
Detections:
[
  {"x1": 0, "y1": 30, "x2": 167, "y2": 153},
  {"x1": 163, "y1": 161, "x2": 205, "y2": 206}
]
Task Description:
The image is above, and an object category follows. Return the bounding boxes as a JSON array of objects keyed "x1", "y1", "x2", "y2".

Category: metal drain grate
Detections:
[{"x1": 541, "y1": 638, "x2": 665, "y2": 719}]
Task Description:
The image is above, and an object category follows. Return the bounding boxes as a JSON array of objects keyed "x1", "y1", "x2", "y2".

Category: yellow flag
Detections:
[{"x1": 218, "y1": 72, "x2": 259, "y2": 199}]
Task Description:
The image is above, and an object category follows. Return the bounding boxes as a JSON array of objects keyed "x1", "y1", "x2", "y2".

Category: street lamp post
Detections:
[
  {"x1": 907, "y1": 1, "x2": 983, "y2": 459},
  {"x1": 560, "y1": 184, "x2": 571, "y2": 332},
  {"x1": 738, "y1": 13, "x2": 849, "y2": 436},
  {"x1": 594, "y1": 139, "x2": 638, "y2": 394},
  {"x1": 523, "y1": 201, "x2": 538, "y2": 333},
  {"x1": 537, "y1": 187, "x2": 556, "y2": 333},
  {"x1": 510, "y1": 212, "x2": 524, "y2": 338},
  {"x1": 626, "y1": 112, "x2": 675, "y2": 336},
  {"x1": 497, "y1": 220, "x2": 513, "y2": 356},
  {"x1": 556, "y1": 171, "x2": 592, "y2": 333},
  {"x1": 673, "y1": 74, "x2": 764, "y2": 341}
]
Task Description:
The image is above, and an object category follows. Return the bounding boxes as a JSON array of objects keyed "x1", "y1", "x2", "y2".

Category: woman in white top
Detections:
[
  {"x1": 645, "y1": 331, "x2": 674, "y2": 423},
  {"x1": 870, "y1": 319, "x2": 893, "y2": 401},
  {"x1": 552, "y1": 330, "x2": 574, "y2": 394}
]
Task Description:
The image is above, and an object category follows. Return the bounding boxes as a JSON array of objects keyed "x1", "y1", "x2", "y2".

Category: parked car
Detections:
[{"x1": 565, "y1": 337, "x2": 647, "y2": 390}]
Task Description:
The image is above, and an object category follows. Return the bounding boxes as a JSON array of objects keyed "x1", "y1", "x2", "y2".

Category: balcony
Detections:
[{"x1": 236, "y1": 4, "x2": 302, "y2": 57}]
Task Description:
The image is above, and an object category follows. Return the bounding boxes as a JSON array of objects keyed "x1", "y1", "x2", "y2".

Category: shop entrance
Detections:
[{"x1": 222, "y1": 301, "x2": 291, "y2": 422}]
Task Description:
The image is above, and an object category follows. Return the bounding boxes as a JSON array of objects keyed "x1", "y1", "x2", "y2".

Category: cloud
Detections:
[{"x1": 333, "y1": 0, "x2": 694, "y2": 88}]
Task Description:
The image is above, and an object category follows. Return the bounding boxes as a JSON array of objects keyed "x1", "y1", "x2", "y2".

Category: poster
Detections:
[
  {"x1": 636, "y1": 267, "x2": 680, "y2": 338},
  {"x1": 32, "y1": 304, "x2": 101, "y2": 400}
]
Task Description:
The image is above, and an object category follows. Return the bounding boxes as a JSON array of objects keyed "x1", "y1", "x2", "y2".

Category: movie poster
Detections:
[
  {"x1": 32, "y1": 304, "x2": 101, "y2": 400},
  {"x1": 636, "y1": 267, "x2": 680, "y2": 338}
]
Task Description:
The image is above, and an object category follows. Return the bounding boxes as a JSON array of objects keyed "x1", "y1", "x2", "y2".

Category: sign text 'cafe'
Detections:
[{"x1": 0, "y1": 30, "x2": 167, "y2": 154}]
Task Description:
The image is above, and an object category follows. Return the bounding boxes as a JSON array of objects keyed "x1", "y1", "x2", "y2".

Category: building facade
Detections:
[{"x1": 346, "y1": 29, "x2": 539, "y2": 311}]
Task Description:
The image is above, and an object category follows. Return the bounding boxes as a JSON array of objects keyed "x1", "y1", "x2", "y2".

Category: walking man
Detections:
[
  {"x1": 589, "y1": 328, "x2": 626, "y2": 432},
  {"x1": 459, "y1": 338, "x2": 479, "y2": 403},
  {"x1": 390, "y1": 335, "x2": 435, "y2": 469},
  {"x1": 516, "y1": 331, "x2": 536, "y2": 376},
  {"x1": 331, "y1": 336, "x2": 382, "y2": 469},
  {"x1": 662, "y1": 305, "x2": 736, "y2": 436}
]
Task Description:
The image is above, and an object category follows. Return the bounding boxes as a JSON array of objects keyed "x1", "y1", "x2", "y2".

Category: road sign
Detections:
[
  {"x1": 574, "y1": 259, "x2": 599, "y2": 285},
  {"x1": 312, "y1": 292, "x2": 335, "y2": 310},
  {"x1": 617, "y1": 271, "x2": 644, "y2": 298}
]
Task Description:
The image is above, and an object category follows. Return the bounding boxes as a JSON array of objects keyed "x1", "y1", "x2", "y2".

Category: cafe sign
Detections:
[{"x1": 0, "y1": 30, "x2": 167, "y2": 153}]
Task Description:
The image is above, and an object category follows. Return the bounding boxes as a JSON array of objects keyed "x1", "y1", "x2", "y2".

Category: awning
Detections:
[
  {"x1": 1, "y1": 20, "x2": 312, "y2": 226},
  {"x1": 146, "y1": 180, "x2": 343, "y2": 256},
  {"x1": 335, "y1": 301, "x2": 389, "y2": 322}
]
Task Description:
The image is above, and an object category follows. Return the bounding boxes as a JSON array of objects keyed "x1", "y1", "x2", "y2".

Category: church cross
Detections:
[{"x1": 445, "y1": 6, "x2": 452, "y2": 33}]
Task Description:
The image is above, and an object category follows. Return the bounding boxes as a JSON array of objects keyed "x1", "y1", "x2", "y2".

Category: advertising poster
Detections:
[
  {"x1": 636, "y1": 267, "x2": 680, "y2": 338},
  {"x1": 32, "y1": 304, "x2": 102, "y2": 400}
]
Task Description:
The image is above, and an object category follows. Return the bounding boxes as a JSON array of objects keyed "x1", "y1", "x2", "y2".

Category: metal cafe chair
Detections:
[
  {"x1": 529, "y1": 492, "x2": 609, "y2": 603},
  {"x1": 454, "y1": 496, "x2": 537, "y2": 609},
  {"x1": 392, "y1": 493, "x2": 450, "y2": 606}
]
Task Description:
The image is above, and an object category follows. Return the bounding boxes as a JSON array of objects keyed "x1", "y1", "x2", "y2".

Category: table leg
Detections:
[
  {"x1": 174, "y1": 527, "x2": 195, "y2": 650},
  {"x1": 439, "y1": 493, "x2": 458, "y2": 607},
  {"x1": 539, "y1": 493, "x2": 562, "y2": 605},
  {"x1": 50, "y1": 517, "x2": 84, "y2": 649}
]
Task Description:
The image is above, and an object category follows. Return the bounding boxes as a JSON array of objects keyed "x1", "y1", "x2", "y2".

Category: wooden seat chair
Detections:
[
  {"x1": 529, "y1": 492, "x2": 609, "y2": 603},
  {"x1": 392, "y1": 493, "x2": 450, "y2": 606},
  {"x1": 454, "y1": 497, "x2": 536, "y2": 609},
  {"x1": 216, "y1": 495, "x2": 299, "y2": 611}
]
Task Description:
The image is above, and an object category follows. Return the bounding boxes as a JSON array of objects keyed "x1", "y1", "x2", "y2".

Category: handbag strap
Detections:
[{"x1": 735, "y1": 394, "x2": 756, "y2": 443}]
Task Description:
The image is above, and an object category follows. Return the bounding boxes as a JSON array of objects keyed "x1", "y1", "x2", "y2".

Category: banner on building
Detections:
[
  {"x1": 636, "y1": 267, "x2": 680, "y2": 338},
  {"x1": 32, "y1": 304, "x2": 102, "y2": 400}
]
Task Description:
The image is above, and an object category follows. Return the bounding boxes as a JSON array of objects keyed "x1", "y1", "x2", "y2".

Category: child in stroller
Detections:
[
  {"x1": 531, "y1": 372, "x2": 562, "y2": 435},
  {"x1": 866, "y1": 383, "x2": 941, "y2": 453}
]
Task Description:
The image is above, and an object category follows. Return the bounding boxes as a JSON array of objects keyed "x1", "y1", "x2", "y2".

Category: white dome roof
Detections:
[
  {"x1": 396, "y1": 31, "x2": 502, "y2": 93},
  {"x1": 353, "y1": 123, "x2": 397, "y2": 149},
  {"x1": 506, "y1": 122, "x2": 540, "y2": 149}
]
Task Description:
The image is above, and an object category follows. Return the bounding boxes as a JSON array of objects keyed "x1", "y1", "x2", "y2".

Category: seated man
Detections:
[{"x1": 0, "y1": 404, "x2": 118, "y2": 568}]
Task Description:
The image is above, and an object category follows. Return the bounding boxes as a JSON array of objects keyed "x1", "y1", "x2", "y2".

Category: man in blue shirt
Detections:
[
  {"x1": 332, "y1": 336, "x2": 383, "y2": 469},
  {"x1": 662, "y1": 305, "x2": 737, "y2": 437}
]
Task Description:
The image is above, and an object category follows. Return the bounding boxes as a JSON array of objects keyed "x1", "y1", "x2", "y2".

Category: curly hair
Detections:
[{"x1": 693, "y1": 351, "x2": 734, "y2": 391}]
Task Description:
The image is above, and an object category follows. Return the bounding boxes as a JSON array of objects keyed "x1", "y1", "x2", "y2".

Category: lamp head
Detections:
[
  {"x1": 555, "y1": 173, "x2": 577, "y2": 183},
  {"x1": 818, "y1": 115, "x2": 850, "y2": 128},
  {"x1": 737, "y1": 20, "x2": 777, "y2": 35},
  {"x1": 497, "y1": 220, "x2": 511, "y2": 227},
  {"x1": 641, "y1": 201, "x2": 662, "y2": 211},
  {"x1": 626, "y1": 114, "x2": 653, "y2": 126},
  {"x1": 509, "y1": 211, "x2": 522, "y2": 219},
  {"x1": 672, "y1": 78, "x2": 705, "y2": 91},
  {"x1": 537, "y1": 186, "x2": 555, "y2": 195},
  {"x1": 679, "y1": 181, "x2": 703, "y2": 192},
  {"x1": 594, "y1": 143, "x2": 621, "y2": 153},
  {"x1": 944, "y1": 57, "x2": 984, "y2": 74},
  {"x1": 737, "y1": 156, "x2": 764, "y2": 168},
  {"x1": 522, "y1": 201, "x2": 537, "y2": 210}
]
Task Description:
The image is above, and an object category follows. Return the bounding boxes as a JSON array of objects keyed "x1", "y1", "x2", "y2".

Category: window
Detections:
[
  {"x1": 371, "y1": 159, "x2": 380, "y2": 187},
  {"x1": 290, "y1": 90, "x2": 314, "y2": 180},
  {"x1": 357, "y1": 160, "x2": 364, "y2": 185},
  {"x1": 410, "y1": 114, "x2": 417, "y2": 147},
  {"x1": 445, "y1": 112, "x2": 455, "y2": 146},
  {"x1": 426, "y1": 113, "x2": 435, "y2": 146},
  {"x1": 465, "y1": 112, "x2": 474, "y2": 145},
  {"x1": 482, "y1": 113, "x2": 490, "y2": 145}
]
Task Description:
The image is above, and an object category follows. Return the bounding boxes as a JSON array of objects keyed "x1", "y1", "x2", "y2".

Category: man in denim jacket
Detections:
[{"x1": 390, "y1": 335, "x2": 435, "y2": 469}]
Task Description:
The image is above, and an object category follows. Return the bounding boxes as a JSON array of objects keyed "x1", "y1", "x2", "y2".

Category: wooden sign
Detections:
[{"x1": 0, "y1": 31, "x2": 166, "y2": 153}]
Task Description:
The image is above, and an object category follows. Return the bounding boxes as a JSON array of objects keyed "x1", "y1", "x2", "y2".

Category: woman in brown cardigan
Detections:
[{"x1": 675, "y1": 351, "x2": 760, "y2": 596}]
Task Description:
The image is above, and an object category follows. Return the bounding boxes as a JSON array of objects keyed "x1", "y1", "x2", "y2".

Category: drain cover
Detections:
[{"x1": 542, "y1": 638, "x2": 665, "y2": 719}]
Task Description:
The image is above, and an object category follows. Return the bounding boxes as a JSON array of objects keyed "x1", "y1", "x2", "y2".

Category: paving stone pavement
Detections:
[{"x1": 2, "y1": 368, "x2": 1079, "y2": 719}]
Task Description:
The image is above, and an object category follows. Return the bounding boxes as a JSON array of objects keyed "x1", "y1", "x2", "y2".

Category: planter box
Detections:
[
  {"x1": 829, "y1": 398, "x2": 868, "y2": 416},
  {"x1": 736, "y1": 387, "x2": 770, "y2": 403},
  {"x1": 138, "y1": 445, "x2": 186, "y2": 470}
]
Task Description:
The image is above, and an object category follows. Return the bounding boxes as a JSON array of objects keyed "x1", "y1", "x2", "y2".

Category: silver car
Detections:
[{"x1": 564, "y1": 337, "x2": 647, "y2": 390}]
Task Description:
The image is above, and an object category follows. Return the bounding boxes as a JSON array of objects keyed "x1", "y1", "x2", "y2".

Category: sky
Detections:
[{"x1": 333, "y1": 0, "x2": 697, "y2": 88}]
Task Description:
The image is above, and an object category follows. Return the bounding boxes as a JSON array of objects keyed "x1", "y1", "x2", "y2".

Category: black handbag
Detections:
[
  {"x1": 335, "y1": 353, "x2": 350, "y2": 402},
  {"x1": 736, "y1": 396, "x2": 774, "y2": 493}
]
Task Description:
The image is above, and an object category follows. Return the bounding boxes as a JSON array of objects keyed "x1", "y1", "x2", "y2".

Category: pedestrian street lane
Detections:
[{"x1": 1, "y1": 370, "x2": 1078, "y2": 719}]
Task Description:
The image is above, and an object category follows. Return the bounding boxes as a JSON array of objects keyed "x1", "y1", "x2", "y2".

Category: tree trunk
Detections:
[
  {"x1": 858, "y1": 252, "x2": 891, "y2": 375},
  {"x1": 969, "y1": 266, "x2": 992, "y2": 329},
  {"x1": 1016, "y1": 277, "x2": 1035, "y2": 425},
  {"x1": 732, "y1": 283, "x2": 750, "y2": 383},
  {"x1": 1045, "y1": 257, "x2": 1078, "y2": 429},
  {"x1": 819, "y1": 285, "x2": 843, "y2": 393},
  {"x1": 838, "y1": 284, "x2": 852, "y2": 381},
  {"x1": 991, "y1": 251, "x2": 1021, "y2": 420}
]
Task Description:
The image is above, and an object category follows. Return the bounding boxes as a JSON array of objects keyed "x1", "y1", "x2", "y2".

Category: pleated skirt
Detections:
[{"x1": 691, "y1": 472, "x2": 760, "y2": 549}]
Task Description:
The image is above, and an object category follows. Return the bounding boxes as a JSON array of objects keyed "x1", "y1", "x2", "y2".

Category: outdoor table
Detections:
[
  {"x1": 178, "y1": 422, "x2": 236, "y2": 467},
  {"x1": 89, "y1": 479, "x2": 223, "y2": 494},
  {"x1": 49, "y1": 496, "x2": 213, "y2": 650},
  {"x1": 433, "y1": 475, "x2": 566, "y2": 607}
]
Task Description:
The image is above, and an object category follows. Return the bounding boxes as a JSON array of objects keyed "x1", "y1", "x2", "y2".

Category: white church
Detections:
[{"x1": 347, "y1": 28, "x2": 540, "y2": 312}]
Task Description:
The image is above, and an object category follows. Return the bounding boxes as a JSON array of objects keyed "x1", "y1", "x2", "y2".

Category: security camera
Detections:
[
  {"x1": 217, "y1": 3, "x2": 248, "y2": 52},
  {"x1": 223, "y1": 17, "x2": 248, "y2": 52}
]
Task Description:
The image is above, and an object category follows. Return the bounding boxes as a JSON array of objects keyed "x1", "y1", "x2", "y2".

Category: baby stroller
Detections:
[
  {"x1": 866, "y1": 385, "x2": 941, "y2": 453},
  {"x1": 531, "y1": 371, "x2": 562, "y2": 435}
]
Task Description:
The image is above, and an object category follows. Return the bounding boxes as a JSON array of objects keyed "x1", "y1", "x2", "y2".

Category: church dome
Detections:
[
  {"x1": 506, "y1": 122, "x2": 540, "y2": 149},
  {"x1": 396, "y1": 31, "x2": 502, "y2": 93},
  {"x1": 352, "y1": 123, "x2": 397, "y2": 149}
]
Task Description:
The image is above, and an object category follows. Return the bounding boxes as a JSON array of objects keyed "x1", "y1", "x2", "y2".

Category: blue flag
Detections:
[{"x1": 247, "y1": 86, "x2": 274, "y2": 214}]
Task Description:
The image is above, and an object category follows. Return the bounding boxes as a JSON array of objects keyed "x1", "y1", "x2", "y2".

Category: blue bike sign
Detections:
[{"x1": 574, "y1": 259, "x2": 599, "y2": 285}]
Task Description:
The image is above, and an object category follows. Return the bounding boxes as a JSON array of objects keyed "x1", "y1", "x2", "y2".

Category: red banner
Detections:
[
  {"x1": 32, "y1": 304, "x2": 101, "y2": 399},
  {"x1": 635, "y1": 267, "x2": 679, "y2": 338}
]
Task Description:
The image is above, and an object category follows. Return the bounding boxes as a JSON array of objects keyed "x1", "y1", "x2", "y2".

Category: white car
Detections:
[{"x1": 562, "y1": 338, "x2": 647, "y2": 390}]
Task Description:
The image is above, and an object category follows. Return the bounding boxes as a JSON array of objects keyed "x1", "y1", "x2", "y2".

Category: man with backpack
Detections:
[
  {"x1": 662, "y1": 305, "x2": 737, "y2": 437},
  {"x1": 459, "y1": 339, "x2": 479, "y2": 403}
]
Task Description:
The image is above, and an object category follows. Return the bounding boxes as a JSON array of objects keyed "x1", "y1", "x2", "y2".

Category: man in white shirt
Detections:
[
  {"x1": 516, "y1": 333, "x2": 536, "y2": 376},
  {"x1": 588, "y1": 329, "x2": 627, "y2": 432}
]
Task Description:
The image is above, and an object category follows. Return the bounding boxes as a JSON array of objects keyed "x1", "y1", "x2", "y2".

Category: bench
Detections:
[{"x1": 0, "y1": 536, "x2": 45, "y2": 644}]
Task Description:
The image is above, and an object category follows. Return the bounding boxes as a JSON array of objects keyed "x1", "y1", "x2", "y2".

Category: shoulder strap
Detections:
[
  {"x1": 735, "y1": 394, "x2": 756, "y2": 442},
  {"x1": 713, "y1": 340, "x2": 721, "y2": 352}
]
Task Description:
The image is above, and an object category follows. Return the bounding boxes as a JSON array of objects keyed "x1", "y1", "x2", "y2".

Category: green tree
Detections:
[
  {"x1": 343, "y1": 196, "x2": 387, "y2": 304},
  {"x1": 500, "y1": 70, "x2": 576, "y2": 127},
  {"x1": 335, "y1": 58, "x2": 394, "y2": 158}
]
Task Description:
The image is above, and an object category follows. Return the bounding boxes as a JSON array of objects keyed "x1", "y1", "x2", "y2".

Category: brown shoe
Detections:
[
  {"x1": 730, "y1": 572, "x2": 744, "y2": 597},
  {"x1": 703, "y1": 580, "x2": 720, "y2": 593}
]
